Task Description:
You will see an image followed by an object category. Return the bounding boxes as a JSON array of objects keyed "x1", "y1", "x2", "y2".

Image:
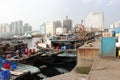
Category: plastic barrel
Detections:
[
  {"x1": 0, "y1": 70, "x2": 6, "y2": 80},
  {"x1": 10, "y1": 62, "x2": 17, "y2": 69},
  {"x1": 3, "y1": 62, "x2": 10, "y2": 69},
  {"x1": 2, "y1": 59, "x2": 9, "y2": 64},
  {"x1": 0, "y1": 70, "x2": 11, "y2": 80},
  {"x1": 25, "y1": 48, "x2": 29, "y2": 54},
  {"x1": 61, "y1": 46, "x2": 66, "y2": 50}
]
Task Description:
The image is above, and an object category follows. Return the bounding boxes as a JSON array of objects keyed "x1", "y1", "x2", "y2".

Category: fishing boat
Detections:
[
  {"x1": 0, "y1": 39, "x2": 39, "y2": 65},
  {"x1": 35, "y1": 34, "x2": 83, "y2": 64},
  {"x1": 37, "y1": 34, "x2": 83, "y2": 49},
  {"x1": 0, "y1": 57, "x2": 40, "y2": 80},
  {"x1": 11, "y1": 62, "x2": 40, "y2": 80}
]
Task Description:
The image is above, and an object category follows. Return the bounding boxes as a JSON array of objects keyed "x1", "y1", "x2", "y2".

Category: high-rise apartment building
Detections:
[
  {"x1": 63, "y1": 16, "x2": 72, "y2": 33},
  {"x1": 10, "y1": 20, "x2": 23, "y2": 35},
  {"x1": 0, "y1": 23, "x2": 10, "y2": 34},
  {"x1": 45, "y1": 22, "x2": 55, "y2": 35},
  {"x1": 0, "y1": 20, "x2": 32, "y2": 37},
  {"x1": 40, "y1": 23, "x2": 46, "y2": 34},
  {"x1": 10, "y1": 22, "x2": 14, "y2": 34},
  {"x1": 18, "y1": 20, "x2": 23, "y2": 34},
  {"x1": 0, "y1": 24, "x2": 4, "y2": 34},
  {"x1": 53, "y1": 21, "x2": 62, "y2": 28},
  {"x1": 23, "y1": 23, "x2": 32, "y2": 34},
  {"x1": 4, "y1": 23, "x2": 10, "y2": 33},
  {"x1": 40, "y1": 21, "x2": 61, "y2": 35},
  {"x1": 53, "y1": 21, "x2": 62, "y2": 34},
  {"x1": 86, "y1": 12, "x2": 104, "y2": 31}
]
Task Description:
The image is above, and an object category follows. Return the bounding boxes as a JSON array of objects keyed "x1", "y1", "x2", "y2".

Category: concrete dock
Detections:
[
  {"x1": 44, "y1": 39, "x2": 120, "y2": 80},
  {"x1": 43, "y1": 72, "x2": 87, "y2": 80},
  {"x1": 43, "y1": 39, "x2": 100, "y2": 80},
  {"x1": 88, "y1": 56, "x2": 120, "y2": 80}
]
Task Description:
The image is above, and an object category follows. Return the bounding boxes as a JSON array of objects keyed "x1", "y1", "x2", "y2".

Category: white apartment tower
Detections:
[
  {"x1": 86, "y1": 12, "x2": 104, "y2": 31},
  {"x1": 10, "y1": 20, "x2": 23, "y2": 35},
  {"x1": 0, "y1": 23, "x2": 10, "y2": 33},
  {"x1": 45, "y1": 22, "x2": 55, "y2": 35}
]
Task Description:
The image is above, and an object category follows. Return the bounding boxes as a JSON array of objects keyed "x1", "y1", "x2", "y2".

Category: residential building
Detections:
[
  {"x1": 23, "y1": 23, "x2": 32, "y2": 34},
  {"x1": 53, "y1": 21, "x2": 62, "y2": 34},
  {"x1": 45, "y1": 21, "x2": 55, "y2": 35},
  {"x1": 86, "y1": 12, "x2": 104, "y2": 32},
  {"x1": 18, "y1": 20, "x2": 23, "y2": 34},
  {"x1": 0, "y1": 24, "x2": 4, "y2": 34},
  {"x1": 63, "y1": 16, "x2": 72, "y2": 33},
  {"x1": 10, "y1": 20, "x2": 23, "y2": 35},
  {"x1": 40, "y1": 23, "x2": 46, "y2": 34},
  {"x1": 0, "y1": 23, "x2": 10, "y2": 33}
]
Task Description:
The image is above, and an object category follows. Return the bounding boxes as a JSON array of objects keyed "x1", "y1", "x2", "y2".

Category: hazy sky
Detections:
[{"x1": 0, "y1": 0, "x2": 120, "y2": 30}]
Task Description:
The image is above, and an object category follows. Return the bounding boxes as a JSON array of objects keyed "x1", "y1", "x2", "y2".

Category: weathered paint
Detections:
[
  {"x1": 101, "y1": 37, "x2": 116, "y2": 57},
  {"x1": 77, "y1": 47, "x2": 99, "y2": 68}
]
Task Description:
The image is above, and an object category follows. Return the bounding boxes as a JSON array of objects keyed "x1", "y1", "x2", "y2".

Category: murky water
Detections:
[{"x1": 23, "y1": 37, "x2": 76, "y2": 80}]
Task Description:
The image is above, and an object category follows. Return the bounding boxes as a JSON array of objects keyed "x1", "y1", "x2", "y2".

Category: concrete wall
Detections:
[{"x1": 77, "y1": 47, "x2": 99, "y2": 68}]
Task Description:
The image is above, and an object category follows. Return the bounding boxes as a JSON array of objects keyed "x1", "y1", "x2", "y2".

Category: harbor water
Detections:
[{"x1": 23, "y1": 37, "x2": 77, "y2": 80}]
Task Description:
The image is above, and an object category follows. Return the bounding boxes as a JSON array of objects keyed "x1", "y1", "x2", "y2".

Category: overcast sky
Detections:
[{"x1": 0, "y1": 0, "x2": 119, "y2": 30}]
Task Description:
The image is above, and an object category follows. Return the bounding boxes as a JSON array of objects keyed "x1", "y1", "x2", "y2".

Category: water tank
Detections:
[{"x1": 56, "y1": 27, "x2": 67, "y2": 35}]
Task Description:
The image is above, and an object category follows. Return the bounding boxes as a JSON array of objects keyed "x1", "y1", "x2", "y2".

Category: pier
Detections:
[
  {"x1": 2, "y1": 37, "x2": 120, "y2": 80},
  {"x1": 43, "y1": 39, "x2": 100, "y2": 80},
  {"x1": 43, "y1": 37, "x2": 120, "y2": 80}
]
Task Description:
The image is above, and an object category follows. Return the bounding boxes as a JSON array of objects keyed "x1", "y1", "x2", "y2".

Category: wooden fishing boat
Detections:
[{"x1": 35, "y1": 34, "x2": 81, "y2": 64}]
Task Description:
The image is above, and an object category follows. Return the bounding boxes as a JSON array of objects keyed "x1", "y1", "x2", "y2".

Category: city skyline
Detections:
[
  {"x1": 0, "y1": 20, "x2": 32, "y2": 38},
  {"x1": 0, "y1": 0, "x2": 120, "y2": 30}
]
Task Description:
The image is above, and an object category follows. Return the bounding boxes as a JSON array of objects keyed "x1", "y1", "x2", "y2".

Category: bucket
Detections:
[
  {"x1": 61, "y1": 46, "x2": 66, "y2": 50},
  {"x1": 10, "y1": 62, "x2": 17, "y2": 69},
  {"x1": 3, "y1": 62, "x2": 10, "y2": 69},
  {"x1": 2, "y1": 59, "x2": 9, "y2": 64},
  {"x1": 0, "y1": 70, "x2": 11, "y2": 80}
]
